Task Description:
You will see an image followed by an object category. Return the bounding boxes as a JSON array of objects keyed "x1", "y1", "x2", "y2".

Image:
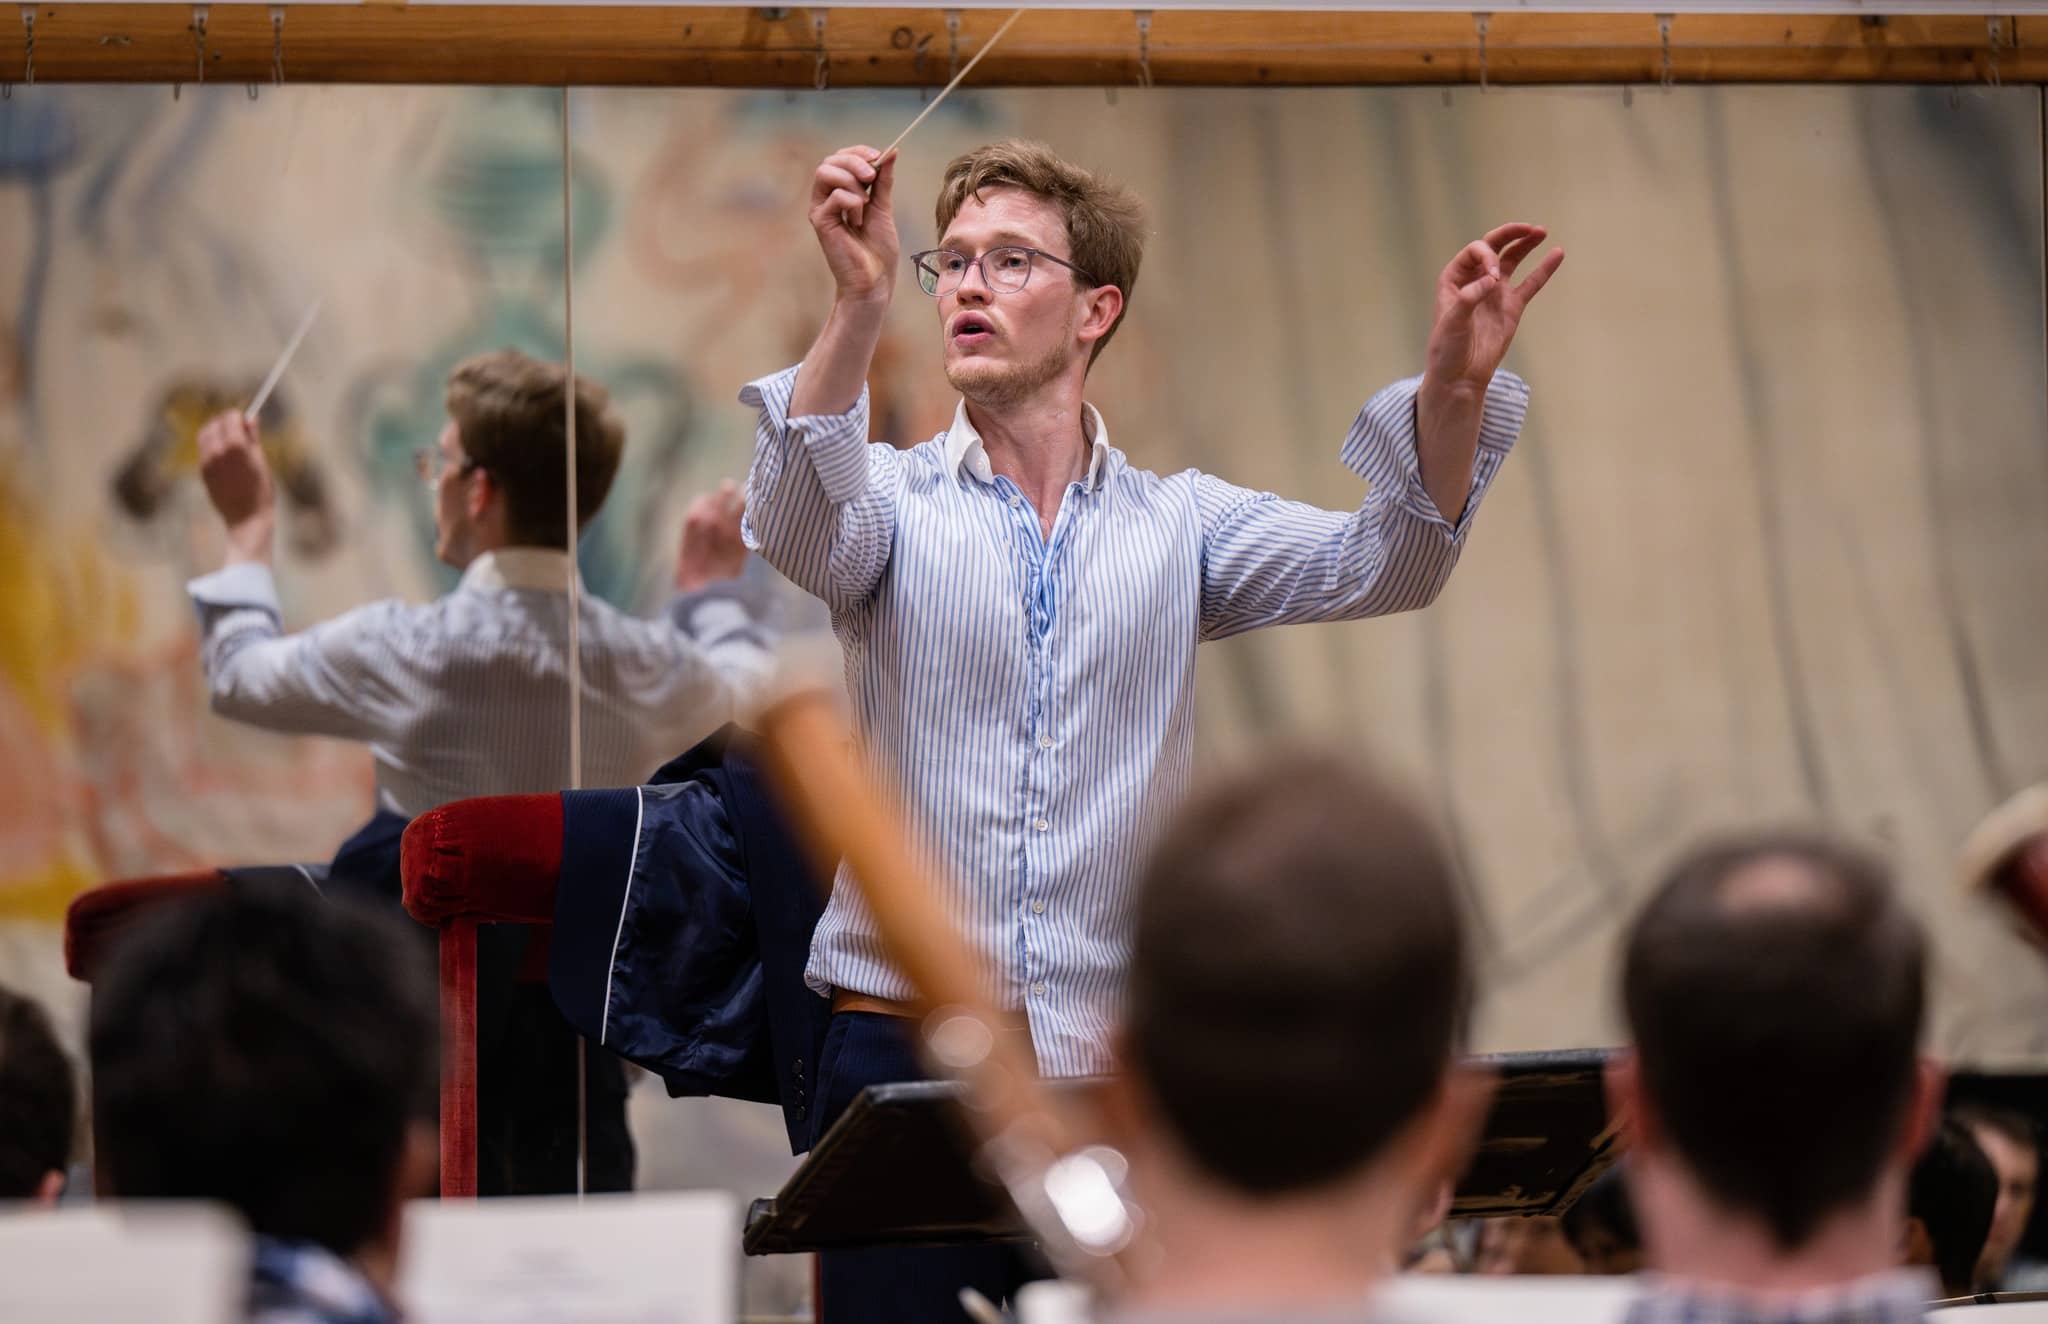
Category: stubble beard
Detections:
[{"x1": 945, "y1": 322, "x2": 1076, "y2": 409}]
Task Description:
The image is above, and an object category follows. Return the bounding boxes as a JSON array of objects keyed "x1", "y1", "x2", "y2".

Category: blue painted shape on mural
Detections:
[
  {"x1": 729, "y1": 87, "x2": 999, "y2": 134},
  {"x1": 0, "y1": 96, "x2": 83, "y2": 439}
]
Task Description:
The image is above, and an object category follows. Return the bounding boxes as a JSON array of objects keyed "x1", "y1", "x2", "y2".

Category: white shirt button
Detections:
[
  {"x1": 1038, "y1": 734, "x2": 1054, "y2": 748},
  {"x1": 1033, "y1": 818, "x2": 1049, "y2": 832},
  {"x1": 1031, "y1": 900, "x2": 1047, "y2": 915},
  {"x1": 1031, "y1": 982, "x2": 1048, "y2": 997},
  {"x1": 1008, "y1": 495, "x2": 1022, "y2": 509}
]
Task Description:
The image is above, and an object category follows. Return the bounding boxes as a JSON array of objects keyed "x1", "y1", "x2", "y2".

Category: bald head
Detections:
[
  {"x1": 1622, "y1": 832, "x2": 1927, "y2": 1251},
  {"x1": 1717, "y1": 853, "x2": 1855, "y2": 913}
]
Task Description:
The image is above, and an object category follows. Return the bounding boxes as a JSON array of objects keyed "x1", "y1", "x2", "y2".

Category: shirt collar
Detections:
[
  {"x1": 941, "y1": 399, "x2": 1111, "y2": 492},
  {"x1": 456, "y1": 547, "x2": 579, "y2": 595}
]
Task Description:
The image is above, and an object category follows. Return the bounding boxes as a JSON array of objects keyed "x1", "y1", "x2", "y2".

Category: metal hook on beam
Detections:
[
  {"x1": 174, "y1": 3, "x2": 207, "y2": 100},
  {"x1": 5, "y1": 4, "x2": 31, "y2": 99}
]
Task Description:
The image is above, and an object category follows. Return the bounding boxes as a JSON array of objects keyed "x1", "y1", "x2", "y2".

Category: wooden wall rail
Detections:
[{"x1": 6, "y1": 6, "x2": 2039, "y2": 87}]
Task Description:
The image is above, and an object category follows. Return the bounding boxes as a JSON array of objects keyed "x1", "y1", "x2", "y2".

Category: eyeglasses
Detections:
[
  {"x1": 909, "y1": 246, "x2": 1099, "y2": 298},
  {"x1": 413, "y1": 447, "x2": 482, "y2": 490}
]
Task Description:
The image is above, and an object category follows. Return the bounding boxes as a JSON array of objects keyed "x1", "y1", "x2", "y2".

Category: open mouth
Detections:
[{"x1": 950, "y1": 313, "x2": 996, "y2": 347}]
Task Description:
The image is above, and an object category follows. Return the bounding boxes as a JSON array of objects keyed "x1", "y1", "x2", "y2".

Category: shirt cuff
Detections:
[
  {"x1": 668, "y1": 578, "x2": 772, "y2": 647},
  {"x1": 187, "y1": 561, "x2": 283, "y2": 617},
  {"x1": 739, "y1": 365, "x2": 874, "y2": 507},
  {"x1": 1340, "y1": 370, "x2": 1529, "y2": 537}
]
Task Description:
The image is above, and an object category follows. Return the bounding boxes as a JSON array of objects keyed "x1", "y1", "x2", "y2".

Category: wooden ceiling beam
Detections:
[{"x1": 12, "y1": 6, "x2": 2037, "y2": 87}]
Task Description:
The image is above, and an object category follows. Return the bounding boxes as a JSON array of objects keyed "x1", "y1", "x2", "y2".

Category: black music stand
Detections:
[{"x1": 743, "y1": 1047, "x2": 1621, "y2": 1255}]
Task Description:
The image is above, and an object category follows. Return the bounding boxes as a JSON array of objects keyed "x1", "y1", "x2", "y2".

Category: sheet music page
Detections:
[
  {"x1": 400, "y1": 1191, "x2": 739, "y2": 1324},
  {"x1": 1383, "y1": 1274, "x2": 1639, "y2": 1324},
  {"x1": 1020, "y1": 1273, "x2": 1643, "y2": 1324},
  {"x1": 0, "y1": 1204, "x2": 247, "y2": 1324}
]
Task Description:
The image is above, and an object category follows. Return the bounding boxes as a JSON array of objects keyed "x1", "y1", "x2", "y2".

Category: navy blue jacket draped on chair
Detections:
[{"x1": 547, "y1": 727, "x2": 834, "y2": 1154}]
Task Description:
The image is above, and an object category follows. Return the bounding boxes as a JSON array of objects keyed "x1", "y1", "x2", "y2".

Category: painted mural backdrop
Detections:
[{"x1": 4, "y1": 84, "x2": 2046, "y2": 1078}]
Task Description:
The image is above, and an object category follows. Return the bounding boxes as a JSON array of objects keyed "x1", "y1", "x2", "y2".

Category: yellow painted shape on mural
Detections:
[
  {"x1": 0, "y1": 470, "x2": 139, "y2": 729},
  {"x1": 0, "y1": 451, "x2": 143, "y2": 921},
  {"x1": 158, "y1": 387, "x2": 326, "y2": 509},
  {"x1": 0, "y1": 858, "x2": 102, "y2": 925}
]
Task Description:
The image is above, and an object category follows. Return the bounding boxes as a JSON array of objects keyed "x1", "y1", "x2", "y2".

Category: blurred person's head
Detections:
[
  {"x1": 1953, "y1": 1104, "x2": 2039, "y2": 1289},
  {"x1": 89, "y1": 882, "x2": 437, "y2": 1293},
  {"x1": 0, "y1": 985, "x2": 76, "y2": 1206},
  {"x1": 1475, "y1": 1217, "x2": 1586, "y2": 1275},
  {"x1": 1403, "y1": 1181, "x2": 1460, "y2": 1273},
  {"x1": 1612, "y1": 831, "x2": 1937, "y2": 1291},
  {"x1": 1903, "y1": 1116, "x2": 1997, "y2": 1296},
  {"x1": 1564, "y1": 1165, "x2": 1643, "y2": 1275},
  {"x1": 1106, "y1": 750, "x2": 1487, "y2": 1309},
  {"x1": 431, "y1": 350, "x2": 625, "y2": 567}
]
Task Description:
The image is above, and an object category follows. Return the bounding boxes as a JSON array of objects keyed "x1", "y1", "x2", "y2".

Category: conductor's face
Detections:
[{"x1": 934, "y1": 188, "x2": 1090, "y2": 407}]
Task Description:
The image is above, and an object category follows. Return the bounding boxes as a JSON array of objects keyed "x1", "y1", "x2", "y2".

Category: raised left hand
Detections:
[
  {"x1": 1424, "y1": 223, "x2": 1564, "y2": 394},
  {"x1": 675, "y1": 480, "x2": 749, "y2": 593}
]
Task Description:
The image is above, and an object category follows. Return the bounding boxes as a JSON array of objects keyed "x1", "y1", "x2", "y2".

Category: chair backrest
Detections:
[
  {"x1": 64, "y1": 873, "x2": 228, "y2": 983},
  {"x1": 400, "y1": 796, "x2": 562, "y2": 928}
]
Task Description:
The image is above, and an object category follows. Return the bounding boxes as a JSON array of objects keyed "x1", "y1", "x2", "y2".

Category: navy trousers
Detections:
[{"x1": 810, "y1": 1012, "x2": 1051, "y2": 1324}]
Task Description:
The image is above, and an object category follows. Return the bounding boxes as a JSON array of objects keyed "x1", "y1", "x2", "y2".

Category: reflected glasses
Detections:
[{"x1": 414, "y1": 447, "x2": 482, "y2": 490}]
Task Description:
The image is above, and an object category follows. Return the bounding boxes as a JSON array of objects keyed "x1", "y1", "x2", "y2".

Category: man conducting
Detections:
[{"x1": 742, "y1": 140, "x2": 1560, "y2": 1319}]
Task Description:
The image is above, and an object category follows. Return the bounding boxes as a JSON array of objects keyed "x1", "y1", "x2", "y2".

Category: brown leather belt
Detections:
[
  {"x1": 830, "y1": 989, "x2": 919, "y2": 1018},
  {"x1": 830, "y1": 988, "x2": 1033, "y2": 1034}
]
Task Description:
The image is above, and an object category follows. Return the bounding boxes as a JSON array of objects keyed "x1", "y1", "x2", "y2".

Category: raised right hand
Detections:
[
  {"x1": 196, "y1": 410, "x2": 276, "y2": 559},
  {"x1": 808, "y1": 146, "x2": 899, "y2": 305}
]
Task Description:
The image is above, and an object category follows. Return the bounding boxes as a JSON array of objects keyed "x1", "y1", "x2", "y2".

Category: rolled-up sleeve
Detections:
[
  {"x1": 739, "y1": 365, "x2": 900, "y2": 611},
  {"x1": 1198, "y1": 371, "x2": 1528, "y2": 640}
]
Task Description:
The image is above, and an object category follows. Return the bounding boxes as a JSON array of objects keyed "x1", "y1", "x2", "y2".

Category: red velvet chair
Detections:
[
  {"x1": 64, "y1": 806, "x2": 571, "y2": 1203},
  {"x1": 64, "y1": 872, "x2": 230, "y2": 984},
  {"x1": 399, "y1": 795, "x2": 565, "y2": 1198}
]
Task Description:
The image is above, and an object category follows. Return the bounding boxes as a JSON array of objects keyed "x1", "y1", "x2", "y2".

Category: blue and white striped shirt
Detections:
[
  {"x1": 742, "y1": 364, "x2": 1527, "y2": 1077},
  {"x1": 1621, "y1": 1271, "x2": 1935, "y2": 1324},
  {"x1": 189, "y1": 548, "x2": 775, "y2": 818},
  {"x1": 247, "y1": 1237, "x2": 396, "y2": 1324}
]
